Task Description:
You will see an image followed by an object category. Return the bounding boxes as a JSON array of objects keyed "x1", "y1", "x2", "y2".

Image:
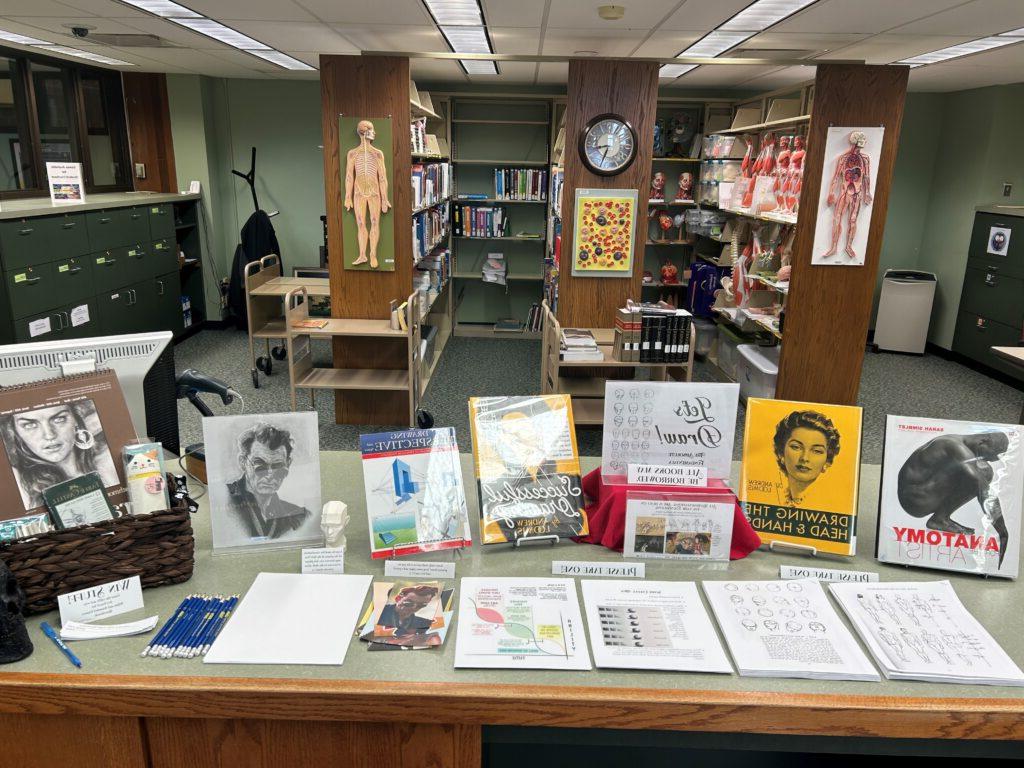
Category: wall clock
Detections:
[{"x1": 579, "y1": 113, "x2": 638, "y2": 176}]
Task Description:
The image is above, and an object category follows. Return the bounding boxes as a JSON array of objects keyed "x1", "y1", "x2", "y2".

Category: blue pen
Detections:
[{"x1": 41, "y1": 622, "x2": 82, "y2": 669}]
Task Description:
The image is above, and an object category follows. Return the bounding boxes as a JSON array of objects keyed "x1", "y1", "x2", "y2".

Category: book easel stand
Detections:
[
  {"x1": 513, "y1": 534, "x2": 560, "y2": 548},
  {"x1": 769, "y1": 540, "x2": 819, "y2": 557}
]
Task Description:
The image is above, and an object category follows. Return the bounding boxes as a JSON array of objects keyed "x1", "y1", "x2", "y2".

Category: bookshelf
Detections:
[{"x1": 450, "y1": 97, "x2": 552, "y2": 338}]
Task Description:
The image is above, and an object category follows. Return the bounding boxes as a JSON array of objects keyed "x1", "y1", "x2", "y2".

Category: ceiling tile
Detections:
[
  {"x1": 230, "y1": 21, "x2": 356, "y2": 52},
  {"x1": 670, "y1": 63, "x2": 785, "y2": 87},
  {"x1": 488, "y1": 61, "x2": 536, "y2": 82},
  {"x1": 295, "y1": 0, "x2": 432, "y2": 25},
  {"x1": 1, "y1": 15, "x2": 143, "y2": 38},
  {"x1": 660, "y1": 0, "x2": 754, "y2": 32},
  {"x1": 489, "y1": 27, "x2": 542, "y2": 55},
  {"x1": 815, "y1": 34, "x2": 979, "y2": 64},
  {"x1": 135, "y1": 46, "x2": 261, "y2": 75},
  {"x1": 115, "y1": 14, "x2": 228, "y2": 48},
  {"x1": 53, "y1": 0, "x2": 148, "y2": 15},
  {"x1": 742, "y1": 32, "x2": 869, "y2": 51},
  {"x1": 330, "y1": 23, "x2": 445, "y2": 52},
  {"x1": 631, "y1": 30, "x2": 702, "y2": 58},
  {"x1": 889, "y1": 0, "x2": 1024, "y2": 36},
  {"x1": 907, "y1": 61, "x2": 1020, "y2": 92},
  {"x1": 771, "y1": 0, "x2": 967, "y2": 35},
  {"x1": 546, "y1": 0, "x2": 683, "y2": 31},
  {"x1": 481, "y1": 0, "x2": 547, "y2": 27},
  {"x1": 180, "y1": 1, "x2": 317, "y2": 22},
  {"x1": 2, "y1": 0, "x2": 98, "y2": 15},
  {"x1": 411, "y1": 57, "x2": 467, "y2": 81},
  {"x1": 541, "y1": 28, "x2": 648, "y2": 57},
  {"x1": 735, "y1": 65, "x2": 816, "y2": 89},
  {"x1": 535, "y1": 61, "x2": 568, "y2": 83}
]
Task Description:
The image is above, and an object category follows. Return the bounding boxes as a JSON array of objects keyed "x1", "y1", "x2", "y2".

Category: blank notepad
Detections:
[{"x1": 205, "y1": 572, "x2": 372, "y2": 665}]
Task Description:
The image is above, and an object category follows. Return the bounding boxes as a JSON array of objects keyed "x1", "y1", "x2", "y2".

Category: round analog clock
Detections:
[{"x1": 579, "y1": 113, "x2": 638, "y2": 176}]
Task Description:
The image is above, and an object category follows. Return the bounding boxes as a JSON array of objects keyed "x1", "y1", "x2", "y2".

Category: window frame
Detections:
[{"x1": 0, "y1": 44, "x2": 133, "y2": 200}]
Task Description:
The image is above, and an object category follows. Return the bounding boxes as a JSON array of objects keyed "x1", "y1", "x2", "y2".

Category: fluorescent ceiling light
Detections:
[
  {"x1": 248, "y1": 50, "x2": 316, "y2": 71},
  {"x1": 0, "y1": 29, "x2": 49, "y2": 46},
  {"x1": 660, "y1": 63, "x2": 697, "y2": 79},
  {"x1": 117, "y1": 0, "x2": 201, "y2": 17},
  {"x1": 36, "y1": 45, "x2": 134, "y2": 66},
  {"x1": 683, "y1": 30, "x2": 755, "y2": 58},
  {"x1": 461, "y1": 59, "x2": 497, "y2": 75},
  {"x1": 999, "y1": 27, "x2": 1024, "y2": 37},
  {"x1": 440, "y1": 25, "x2": 491, "y2": 53},
  {"x1": 720, "y1": 0, "x2": 818, "y2": 32},
  {"x1": 899, "y1": 36, "x2": 1017, "y2": 67},
  {"x1": 423, "y1": 0, "x2": 483, "y2": 26},
  {"x1": 169, "y1": 18, "x2": 270, "y2": 50}
]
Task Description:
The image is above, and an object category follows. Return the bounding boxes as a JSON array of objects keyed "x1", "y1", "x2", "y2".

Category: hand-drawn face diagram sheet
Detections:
[
  {"x1": 829, "y1": 580, "x2": 1024, "y2": 686},
  {"x1": 702, "y1": 579, "x2": 879, "y2": 681},
  {"x1": 455, "y1": 577, "x2": 591, "y2": 670},
  {"x1": 582, "y1": 580, "x2": 732, "y2": 673}
]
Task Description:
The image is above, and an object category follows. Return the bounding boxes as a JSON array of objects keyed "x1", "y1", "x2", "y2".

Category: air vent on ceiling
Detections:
[
  {"x1": 82, "y1": 33, "x2": 175, "y2": 48},
  {"x1": 724, "y1": 48, "x2": 816, "y2": 60}
]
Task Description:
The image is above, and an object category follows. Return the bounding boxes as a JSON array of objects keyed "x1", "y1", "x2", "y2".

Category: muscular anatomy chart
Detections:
[
  {"x1": 455, "y1": 577, "x2": 591, "y2": 670},
  {"x1": 812, "y1": 127, "x2": 884, "y2": 267},
  {"x1": 340, "y1": 116, "x2": 395, "y2": 271}
]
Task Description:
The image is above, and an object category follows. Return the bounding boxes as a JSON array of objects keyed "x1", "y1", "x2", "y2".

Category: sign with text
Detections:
[
  {"x1": 628, "y1": 463, "x2": 707, "y2": 487},
  {"x1": 46, "y1": 162, "x2": 86, "y2": 205},
  {"x1": 624, "y1": 492, "x2": 734, "y2": 562},
  {"x1": 779, "y1": 565, "x2": 879, "y2": 583},
  {"x1": 57, "y1": 575, "x2": 143, "y2": 625},
  {"x1": 384, "y1": 560, "x2": 456, "y2": 580},
  {"x1": 552, "y1": 561, "x2": 645, "y2": 578},
  {"x1": 302, "y1": 548, "x2": 346, "y2": 575},
  {"x1": 602, "y1": 382, "x2": 739, "y2": 484}
]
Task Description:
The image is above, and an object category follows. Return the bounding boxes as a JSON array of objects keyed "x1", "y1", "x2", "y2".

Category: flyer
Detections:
[
  {"x1": 46, "y1": 162, "x2": 86, "y2": 205},
  {"x1": 623, "y1": 492, "x2": 734, "y2": 561}
]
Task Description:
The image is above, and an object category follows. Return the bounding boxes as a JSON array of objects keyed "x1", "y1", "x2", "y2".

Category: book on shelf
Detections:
[
  {"x1": 410, "y1": 117, "x2": 427, "y2": 155},
  {"x1": 525, "y1": 302, "x2": 543, "y2": 333},
  {"x1": 613, "y1": 302, "x2": 691, "y2": 364},
  {"x1": 412, "y1": 204, "x2": 449, "y2": 262},
  {"x1": 415, "y1": 246, "x2": 450, "y2": 292},
  {"x1": 561, "y1": 328, "x2": 597, "y2": 347},
  {"x1": 493, "y1": 318, "x2": 523, "y2": 333},
  {"x1": 481, "y1": 253, "x2": 506, "y2": 285},
  {"x1": 453, "y1": 204, "x2": 508, "y2": 238},
  {"x1": 411, "y1": 161, "x2": 451, "y2": 211},
  {"x1": 560, "y1": 328, "x2": 602, "y2": 362},
  {"x1": 291, "y1": 318, "x2": 329, "y2": 329},
  {"x1": 494, "y1": 167, "x2": 548, "y2": 201}
]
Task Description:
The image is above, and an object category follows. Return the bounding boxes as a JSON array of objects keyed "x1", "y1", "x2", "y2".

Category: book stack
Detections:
[
  {"x1": 481, "y1": 253, "x2": 506, "y2": 285},
  {"x1": 415, "y1": 247, "x2": 450, "y2": 292},
  {"x1": 560, "y1": 328, "x2": 603, "y2": 362},
  {"x1": 453, "y1": 204, "x2": 508, "y2": 238},
  {"x1": 410, "y1": 117, "x2": 427, "y2": 155},
  {"x1": 613, "y1": 304, "x2": 691, "y2": 363},
  {"x1": 412, "y1": 204, "x2": 450, "y2": 262},
  {"x1": 525, "y1": 302, "x2": 543, "y2": 333},
  {"x1": 411, "y1": 162, "x2": 451, "y2": 210},
  {"x1": 494, "y1": 168, "x2": 548, "y2": 201}
]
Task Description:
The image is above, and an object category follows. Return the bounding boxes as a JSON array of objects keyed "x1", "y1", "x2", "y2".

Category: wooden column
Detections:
[
  {"x1": 123, "y1": 73, "x2": 176, "y2": 193},
  {"x1": 321, "y1": 55, "x2": 413, "y2": 425},
  {"x1": 776, "y1": 64, "x2": 909, "y2": 405},
  {"x1": 556, "y1": 59, "x2": 659, "y2": 328}
]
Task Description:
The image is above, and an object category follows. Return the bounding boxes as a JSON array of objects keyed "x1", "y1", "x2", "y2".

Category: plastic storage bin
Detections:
[
  {"x1": 716, "y1": 323, "x2": 756, "y2": 380},
  {"x1": 736, "y1": 344, "x2": 780, "y2": 402},
  {"x1": 692, "y1": 318, "x2": 716, "y2": 357}
]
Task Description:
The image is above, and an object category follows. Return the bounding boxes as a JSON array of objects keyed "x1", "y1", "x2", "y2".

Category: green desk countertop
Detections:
[
  {"x1": 6, "y1": 452, "x2": 1024, "y2": 703},
  {"x1": 0, "y1": 191, "x2": 201, "y2": 220}
]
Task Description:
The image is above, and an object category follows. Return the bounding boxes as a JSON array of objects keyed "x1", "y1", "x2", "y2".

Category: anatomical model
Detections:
[
  {"x1": 650, "y1": 171, "x2": 666, "y2": 201},
  {"x1": 741, "y1": 132, "x2": 776, "y2": 209},
  {"x1": 820, "y1": 130, "x2": 872, "y2": 261},
  {"x1": 344, "y1": 119, "x2": 391, "y2": 269},
  {"x1": 673, "y1": 172, "x2": 694, "y2": 202},
  {"x1": 660, "y1": 260, "x2": 679, "y2": 285},
  {"x1": 772, "y1": 135, "x2": 792, "y2": 212},
  {"x1": 656, "y1": 210, "x2": 674, "y2": 241},
  {"x1": 785, "y1": 134, "x2": 806, "y2": 214}
]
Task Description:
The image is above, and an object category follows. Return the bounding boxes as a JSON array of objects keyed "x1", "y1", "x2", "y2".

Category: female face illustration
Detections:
[
  {"x1": 773, "y1": 411, "x2": 840, "y2": 504},
  {"x1": 14, "y1": 405, "x2": 77, "y2": 465},
  {"x1": 782, "y1": 427, "x2": 830, "y2": 484}
]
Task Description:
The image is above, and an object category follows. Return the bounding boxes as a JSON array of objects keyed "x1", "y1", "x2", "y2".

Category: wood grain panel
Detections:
[
  {"x1": 320, "y1": 54, "x2": 413, "y2": 424},
  {"x1": 123, "y1": 72, "x2": 176, "y2": 193},
  {"x1": 1, "y1": 674, "x2": 1022, "y2": 741},
  {"x1": 0, "y1": 713, "x2": 146, "y2": 768},
  {"x1": 146, "y1": 718, "x2": 479, "y2": 768},
  {"x1": 557, "y1": 59, "x2": 660, "y2": 329},
  {"x1": 776, "y1": 64, "x2": 909, "y2": 405}
]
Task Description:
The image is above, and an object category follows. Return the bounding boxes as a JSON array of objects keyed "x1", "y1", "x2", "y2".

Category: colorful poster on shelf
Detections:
[
  {"x1": 876, "y1": 416, "x2": 1022, "y2": 579},
  {"x1": 46, "y1": 162, "x2": 85, "y2": 205},
  {"x1": 739, "y1": 398, "x2": 863, "y2": 556},
  {"x1": 811, "y1": 126, "x2": 884, "y2": 267},
  {"x1": 339, "y1": 116, "x2": 395, "y2": 272},
  {"x1": 571, "y1": 188, "x2": 638, "y2": 277},
  {"x1": 359, "y1": 428, "x2": 474, "y2": 559}
]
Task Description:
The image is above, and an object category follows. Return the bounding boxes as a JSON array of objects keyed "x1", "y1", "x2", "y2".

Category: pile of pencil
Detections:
[{"x1": 141, "y1": 594, "x2": 238, "y2": 659}]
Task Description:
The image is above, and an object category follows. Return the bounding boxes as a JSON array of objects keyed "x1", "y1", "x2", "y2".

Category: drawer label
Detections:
[
  {"x1": 151, "y1": 207, "x2": 160, "y2": 213},
  {"x1": 14, "y1": 273, "x2": 26, "y2": 283},
  {"x1": 96, "y1": 257, "x2": 106, "y2": 264},
  {"x1": 28, "y1": 317, "x2": 51, "y2": 338},
  {"x1": 58, "y1": 264, "x2": 70, "y2": 273},
  {"x1": 70, "y1": 304, "x2": 90, "y2": 327},
  {"x1": 128, "y1": 249, "x2": 138, "y2": 256},
  {"x1": 156, "y1": 243, "x2": 167, "y2": 250}
]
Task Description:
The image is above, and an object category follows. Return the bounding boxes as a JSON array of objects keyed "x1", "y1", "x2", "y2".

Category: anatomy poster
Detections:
[
  {"x1": 811, "y1": 126, "x2": 884, "y2": 267},
  {"x1": 876, "y1": 416, "x2": 1022, "y2": 579},
  {"x1": 571, "y1": 188, "x2": 638, "y2": 277},
  {"x1": 340, "y1": 116, "x2": 395, "y2": 271},
  {"x1": 454, "y1": 577, "x2": 591, "y2": 670}
]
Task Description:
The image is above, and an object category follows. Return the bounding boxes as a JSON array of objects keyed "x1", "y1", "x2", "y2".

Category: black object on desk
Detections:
[{"x1": 0, "y1": 560, "x2": 33, "y2": 663}]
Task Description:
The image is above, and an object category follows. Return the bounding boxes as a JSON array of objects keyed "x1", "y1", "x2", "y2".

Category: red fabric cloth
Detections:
[{"x1": 574, "y1": 468, "x2": 761, "y2": 560}]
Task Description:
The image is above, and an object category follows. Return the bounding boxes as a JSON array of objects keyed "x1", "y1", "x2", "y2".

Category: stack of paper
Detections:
[
  {"x1": 830, "y1": 581, "x2": 1024, "y2": 686},
  {"x1": 703, "y1": 579, "x2": 879, "y2": 681},
  {"x1": 582, "y1": 580, "x2": 732, "y2": 673},
  {"x1": 482, "y1": 253, "x2": 506, "y2": 285},
  {"x1": 204, "y1": 573, "x2": 371, "y2": 665},
  {"x1": 356, "y1": 580, "x2": 454, "y2": 651},
  {"x1": 560, "y1": 328, "x2": 603, "y2": 361}
]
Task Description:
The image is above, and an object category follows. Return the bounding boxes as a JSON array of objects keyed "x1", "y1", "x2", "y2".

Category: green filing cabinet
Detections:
[
  {"x1": 52, "y1": 255, "x2": 95, "y2": 307},
  {"x1": 62, "y1": 298, "x2": 100, "y2": 339},
  {"x1": 126, "y1": 206, "x2": 150, "y2": 243},
  {"x1": 124, "y1": 241, "x2": 152, "y2": 284},
  {"x1": 151, "y1": 237, "x2": 177, "y2": 274},
  {"x1": 91, "y1": 248, "x2": 130, "y2": 293},
  {"x1": 0, "y1": 217, "x2": 53, "y2": 270},
  {"x1": 86, "y1": 208, "x2": 130, "y2": 251},
  {"x1": 152, "y1": 272, "x2": 181, "y2": 332},
  {"x1": 48, "y1": 213, "x2": 89, "y2": 258},
  {"x1": 148, "y1": 204, "x2": 175, "y2": 240},
  {"x1": 5, "y1": 263, "x2": 56, "y2": 319}
]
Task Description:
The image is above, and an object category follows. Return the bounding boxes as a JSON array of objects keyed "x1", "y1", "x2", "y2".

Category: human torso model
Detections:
[
  {"x1": 772, "y1": 135, "x2": 791, "y2": 211},
  {"x1": 344, "y1": 120, "x2": 391, "y2": 269},
  {"x1": 821, "y1": 131, "x2": 872, "y2": 260},
  {"x1": 673, "y1": 171, "x2": 693, "y2": 202},
  {"x1": 785, "y1": 135, "x2": 806, "y2": 214},
  {"x1": 741, "y1": 133, "x2": 775, "y2": 209}
]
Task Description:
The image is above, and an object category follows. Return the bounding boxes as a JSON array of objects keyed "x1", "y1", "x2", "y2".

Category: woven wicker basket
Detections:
[{"x1": 0, "y1": 487, "x2": 195, "y2": 615}]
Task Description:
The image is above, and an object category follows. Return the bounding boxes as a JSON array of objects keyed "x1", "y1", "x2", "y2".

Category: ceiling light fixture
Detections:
[
  {"x1": 597, "y1": 5, "x2": 625, "y2": 21},
  {"x1": 422, "y1": 0, "x2": 483, "y2": 26},
  {"x1": 421, "y1": 0, "x2": 498, "y2": 76},
  {"x1": 0, "y1": 29, "x2": 49, "y2": 46},
  {"x1": 719, "y1": 0, "x2": 817, "y2": 32},
  {"x1": 117, "y1": 0, "x2": 201, "y2": 17},
  {"x1": 168, "y1": 18, "x2": 270, "y2": 50},
  {"x1": 247, "y1": 50, "x2": 316, "y2": 71},
  {"x1": 898, "y1": 36, "x2": 1017, "y2": 67},
  {"x1": 35, "y1": 45, "x2": 134, "y2": 66}
]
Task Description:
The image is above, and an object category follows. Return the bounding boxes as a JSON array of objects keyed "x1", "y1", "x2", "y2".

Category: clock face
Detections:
[{"x1": 580, "y1": 115, "x2": 637, "y2": 176}]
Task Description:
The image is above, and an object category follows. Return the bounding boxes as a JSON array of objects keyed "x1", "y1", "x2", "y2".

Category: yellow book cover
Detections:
[
  {"x1": 468, "y1": 395, "x2": 587, "y2": 545},
  {"x1": 740, "y1": 398, "x2": 863, "y2": 556}
]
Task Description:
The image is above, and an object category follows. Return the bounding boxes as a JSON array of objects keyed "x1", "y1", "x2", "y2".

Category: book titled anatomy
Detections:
[
  {"x1": 359, "y1": 428, "x2": 473, "y2": 558},
  {"x1": 876, "y1": 416, "x2": 1022, "y2": 578},
  {"x1": 468, "y1": 395, "x2": 586, "y2": 545}
]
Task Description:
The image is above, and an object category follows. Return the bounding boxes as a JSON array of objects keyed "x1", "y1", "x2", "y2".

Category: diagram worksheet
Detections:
[
  {"x1": 582, "y1": 580, "x2": 732, "y2": 673},
  {"x1": 829, "y1": 580, "x2": 1024, "y2": 686},
  {"x1": 455, "y1": 577, "x2": 591, "y2": 670},
  {"x1": 703, "y1": 579, "x2": 879, "y2": 681}
]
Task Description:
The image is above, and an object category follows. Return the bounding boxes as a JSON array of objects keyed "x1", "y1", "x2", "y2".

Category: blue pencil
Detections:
[
  {"x1": 174, "y1": 597, "x2": 213, "y2": 658},
  {"x1": 142, "y1": 595, "x2": 196, "y2": 658},
  {"x1": 201, "y1": 595, "x2": 238, "y2": 656},
  {"x1": 161, "y1": 595, "x2": 207, "y2": 658},
  {"x1": 180, "y1": 597, "x2": 222, "y2": 658}
]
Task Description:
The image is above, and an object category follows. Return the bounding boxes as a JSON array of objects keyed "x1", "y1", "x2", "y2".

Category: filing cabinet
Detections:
[
  {"x1": 86, "y1": 207, "x2": 131, "y2": 251},
  {"x1": 148, "y1": 204, "x2": 175, "y2": 240},
  {"x1": 0, "y1": 218, "x2": 52, "y2": 270},
  {"x1": 5, "y1": 263, "x2": 55, "y2": 320}
]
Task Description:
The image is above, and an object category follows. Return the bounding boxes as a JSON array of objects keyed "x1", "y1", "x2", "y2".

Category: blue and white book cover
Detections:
[{"x1": 359, "y1": 428, "x2": 472, "y2": 558}]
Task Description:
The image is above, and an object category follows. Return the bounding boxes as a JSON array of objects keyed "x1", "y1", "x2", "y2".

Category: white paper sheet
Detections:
[
  {"x1": 455, "y1": 577, "x2": 591, "y2": 670},
  {"x1": 60, "y1": 616, "x2": 159, "y2": 640},
  {"x1": 703, "y1": 579, "x2": 879, "y2": 681},
  {"x1": 582, "y1": 580, "x2": 732, "y2": 673},
  {"x1": 829, "y1": 580, "x2": 1024, "y2": 686},
  {"x1": 204, "y1": 573, "x2": 371, "y2": 665}
]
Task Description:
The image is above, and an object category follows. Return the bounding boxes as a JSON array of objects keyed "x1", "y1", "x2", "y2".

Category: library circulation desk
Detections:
[{"x1": 2, "y1": 454, "x2": 1023, "y2": 767}]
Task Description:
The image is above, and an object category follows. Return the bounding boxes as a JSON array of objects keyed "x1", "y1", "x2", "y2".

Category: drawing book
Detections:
[
  {"x1": 359, "y1": 428, "x2": 473, "y2": 558},
  {"x1": 468, "y1": 395, "x2": 587, "y2": 545},
  {"x1": 876, "y1": 416, "x2": 1022, "y2": 579},
  {"x1": 739, "y1": 398, "x2": 863, "y2": 556}
]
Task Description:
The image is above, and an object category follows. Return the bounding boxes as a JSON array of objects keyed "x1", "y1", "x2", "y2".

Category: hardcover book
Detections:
[
  {"x1": 739, "y1": 398, "x2": 863, "y2": 556},
  {"x1": 876, "y1": 416, "x2": 1022, "y2": 578},
  {"x1": 359, "y1": 428, "x2": 473, "y2": 558},
  {"x1": 468, "y1": 395, "x2": 587, "y2": 544}
]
